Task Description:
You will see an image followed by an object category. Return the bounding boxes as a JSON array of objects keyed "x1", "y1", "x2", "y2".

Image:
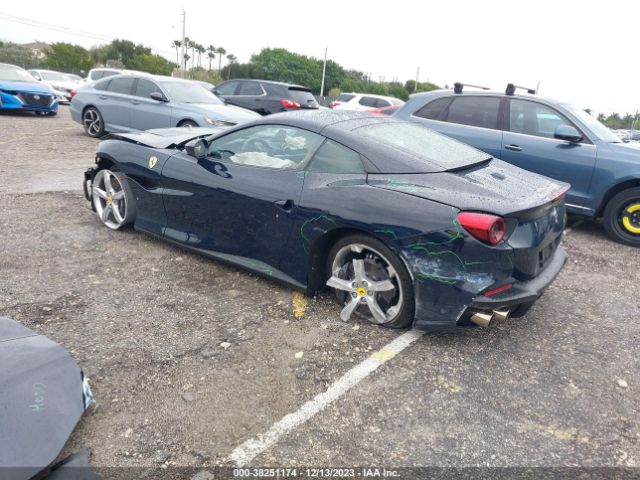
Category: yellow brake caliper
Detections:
[{"x1": 622, "y1": 203, "x2": 640, "y2": 234}]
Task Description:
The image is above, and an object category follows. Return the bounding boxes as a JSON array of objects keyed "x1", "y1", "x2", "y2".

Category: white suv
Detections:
[{"x1": 329, "y1": 93, "x2": 404, "y2": 111}]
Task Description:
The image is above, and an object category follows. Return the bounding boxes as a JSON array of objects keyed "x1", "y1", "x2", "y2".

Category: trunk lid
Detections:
[{"x1": 369, "y1": 159, "x2": 568, "y2": 279}]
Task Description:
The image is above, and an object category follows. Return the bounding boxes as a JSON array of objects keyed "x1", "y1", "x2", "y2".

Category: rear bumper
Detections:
[{"x1": 469, "y1": 245, "x2": 567, "y2": 310}]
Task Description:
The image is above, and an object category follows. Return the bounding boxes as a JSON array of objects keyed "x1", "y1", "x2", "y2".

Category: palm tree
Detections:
[
  {"x1": 225, "y1": 53, "x2": 236, "y2": 80},
  {"x1": 207, "y1": 45, "x2": 216, "y2": 70},
  {"x1": 183, "y1": 37, "x2": 191, "y2": 69},
  {"x1": 172, "y1": 40, "x2": 182, "y2": 67},
  {"x1": 188, "y1": 40, "x2": 197, "y2": 70},
  {"x1": 216, "y1": 47, "x2": 226, "y2": 73},
  {"x1": 196, "y1": 44, "x2": 205, "y2": 69}
]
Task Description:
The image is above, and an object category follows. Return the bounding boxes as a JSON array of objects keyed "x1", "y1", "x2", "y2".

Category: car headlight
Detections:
[{"x1": 204, "y1": 117, "x2": 236, "y2": 127}]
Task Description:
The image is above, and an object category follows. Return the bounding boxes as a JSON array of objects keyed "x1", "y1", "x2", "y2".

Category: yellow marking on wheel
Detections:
[
  {"x1": 626, "y1": 204, "x2": 640, "y2": 214},
  {"x1": 370, "y1": 348, "x2": 396, "y2": 363},
  {"x1": 356, "y1": 287, "x2": 366, "y2": 297},
  {"x1": 292, "y1": 291, "x2": 308, "y2": 318},
  {"x1": 623, "y1": 203, "x2": 640, "y2": 234}
]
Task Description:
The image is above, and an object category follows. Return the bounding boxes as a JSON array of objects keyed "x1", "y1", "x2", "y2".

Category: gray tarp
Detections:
[{"x1": 0, "y1": 317, "x2": 93, "y2": 480}]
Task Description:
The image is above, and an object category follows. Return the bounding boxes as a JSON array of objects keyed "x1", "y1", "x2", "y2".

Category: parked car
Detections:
[
  {"x1": 28, "y1": 69, "x2": 83, "y2": 104},
  {"x1": 329, "y1": 93, "x2": 404, "y2": 111},
  {"x1": 0, "y1": 63, "x2": 58, "y2": 116},
  {"x1": 367, "y1": 105, "x2": 401, "y2": 116},
  {"x1": 70, "y1": 73, "x2": 260, "y2": 138},
  {"x1": 82, "y1": 111, "x2": 568, "y2": 330},
  {"x1": 394, "y1": 85, "x2": 640, "y2": 246},
  {"x1": 213, "y1": 79, "x2": 319, "y2": 115},
  {"x1": 84, "y1": 68, "x2": 130, "y2": 83}
]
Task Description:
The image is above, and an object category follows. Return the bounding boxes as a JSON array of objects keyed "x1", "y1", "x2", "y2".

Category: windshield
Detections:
[
  {"x1": 0, "y1": 65, "x2": 37, "y2": 82},
  {"x1": 358, "y1": 122, "x2": 490, "y2": 169},
  {"x1": 160, "y1": 81, "x2": 224, "y2": 104},
  {"x1": 564, "y1": 104, "x2": 620, "y2": 143}
]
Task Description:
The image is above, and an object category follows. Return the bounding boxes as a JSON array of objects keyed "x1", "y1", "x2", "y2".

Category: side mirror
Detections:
[
  {"x1": 185, "y1": 139, "x2": 208, "y2": 159},
  {"x1": 554, "y1": 125, "x2": 582, "y2": 143},
  {"x1": 150, "y1": 92, "x2": 167, "y2": 102}
]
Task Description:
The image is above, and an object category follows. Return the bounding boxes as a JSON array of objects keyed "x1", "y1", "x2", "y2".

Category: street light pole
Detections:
[
  {"x1": 181, "y1": 8, "x2": 186, "y2": 72},
  {"x1": 320, "y1": 46, "x2": 327, "y2": 99}
]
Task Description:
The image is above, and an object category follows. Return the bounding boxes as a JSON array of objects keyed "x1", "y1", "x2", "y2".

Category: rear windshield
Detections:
[
  {"x1": 358, "y1": 122, "x2": 490, "y2": 169},
  {"x1": 288, "y1": 88, "x2": 318, "y2": 107},
  {"x1": 337, "y1": 94, "x2": 356, "y2": 102}
]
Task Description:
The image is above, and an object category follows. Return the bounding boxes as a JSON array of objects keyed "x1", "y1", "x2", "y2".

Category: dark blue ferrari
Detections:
[
  {"x1": 0, "y1": 63, "x2": 58, "y2": 115},
  {"x1": 83, "y1": 111, "x2": 569, "y2": 330}
]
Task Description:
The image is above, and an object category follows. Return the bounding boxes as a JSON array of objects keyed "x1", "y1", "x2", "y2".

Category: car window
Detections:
[
  {"x1": 106, "y1": 77, "x2": 135, "y2": 95},
  {"x1": 237, "y1": 81, "x2": 263, "y2": 96},
  {"x1": 413, "y1": 97, "x2": 451, "y2": 120},
  {"x1": 94, "y1": 79, "x2": 111, "y2": 91},
  {"x1": 509, "y1": 100, "x2": 574, "y2": 138},
  {"x1": 160, "y1": 81, "x2": 223, "y2": 104},
  {"x1": 215, "y1": 81, "x2": 238, "y2": 96},
  {"x1": 288, "y1": 88, "x2": 318, "y2": 108},
  {"x1": 207, "y1": 125, "x2": 324, "y2": 170},
  {"x1": 446, "y1": 96, "x2": 501, "y2": 130},
  {"x1": 358, "y1": 123, "x2": 489, "y2": 170},
  {"x1": 374, "y1": 98, "x2": 391, "y2": 108},
  {"x1": 337, "y1": 94, "x2": 356, "y2": 102},
  {"x1": 134, "y1": 79, "x2": 160, "y2": 98},
  {"x1": 359, "y1": 96, "x2": 379, "y2": 108},
  {"x1": 91, "y1": 71, "x2": 105, "y2": 80},
  {"x1": 307, "y1": 140, "x2": 365, "y2": 174}
]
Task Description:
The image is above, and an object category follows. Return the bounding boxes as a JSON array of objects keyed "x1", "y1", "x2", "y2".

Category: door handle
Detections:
[
  {"x1": 131, "y1": 100, "x2": 140, "y2": 105},
  {"x1": 275, "y1": 199, "x2": 294, "y2": 212},
  {"x1": 99, "y1": 95, "x2": 107, "y2": 100},
  {"x1": 504, "y1": 144, "x2": 523, "y2": 152}
]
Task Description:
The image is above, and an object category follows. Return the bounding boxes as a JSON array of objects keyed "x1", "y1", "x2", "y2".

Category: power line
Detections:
[{"x1": 0, "y1": 12, "x2": 175, "y2": 57}]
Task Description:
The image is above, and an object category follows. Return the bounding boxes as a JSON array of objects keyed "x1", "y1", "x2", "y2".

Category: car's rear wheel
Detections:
[
  {"x1": 91, "y1": 168, "x2": 136, "y2": 230},
  {"x1": 83, "y1": 107, "x2": 104, "y2": 137},
  {"x1": 603, "y1": 187, "x2": 640, "y2": 247},
  {"x1": 179, "y1": 120, "x2": 198, "y2": 128},
  {"x1": 326, "y1": 234, "x2": 414, "y2": 328}
]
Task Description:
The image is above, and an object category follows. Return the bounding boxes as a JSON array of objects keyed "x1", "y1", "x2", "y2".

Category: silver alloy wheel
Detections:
[
  {"x1": 327, "y1": 243, "x2": 402, "y2": 325},
  {"x1": 83, "y1": 109, "x2": 101, "y2": 136},
  {"x1": 92, "y1": 169, "x2": 128, "y2": 230}
]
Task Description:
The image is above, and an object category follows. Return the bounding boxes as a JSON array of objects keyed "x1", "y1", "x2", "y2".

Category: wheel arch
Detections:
[
  {"x1": 596, "y1": 178, "x2": 640, "y2": 216},
  {"x1": 306, "y1": 226, "x2": 410, "y2": 294},
  {"x1": 177, "y1": 118, "x2": 199, "y2": 127}
]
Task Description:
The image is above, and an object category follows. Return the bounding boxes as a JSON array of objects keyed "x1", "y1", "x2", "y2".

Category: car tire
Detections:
[
  {"x1": 83, "y1": 107, "x2": 105, "y2": 138},
  {"x1": 326, "y1": 234, "x2": 414, "y2": 328},
  {"x1": 48, "y1": 111, "x2": 58, "y2": 117},
  {"x1": 91, "y1": 168, "x2": 136, "y2": 230},
  {"x1": 179, "y1": 120, "x2": 198, "y2": 127},
  {"x1": 603, "y1": 187, "x2": 640, "y2": 247}
]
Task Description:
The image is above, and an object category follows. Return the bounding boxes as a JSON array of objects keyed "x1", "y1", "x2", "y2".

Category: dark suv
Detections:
[
  {"x1": 395, "y1": 84, "x2": 640, "y2": 246},
  {"x1": 213, "y1": 79, "x2": 319, "y2": 116}
]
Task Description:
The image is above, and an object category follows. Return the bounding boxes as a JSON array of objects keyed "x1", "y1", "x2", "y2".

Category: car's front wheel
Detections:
[
  {"x1": 326, "y1": 234, "x2": 414, "y2": 328},
  {"x1": 91, "y1": 168, "x2": 136, "y2": 230},
  {"x1": 603, "y1": 187, "x2": 640, "y2": 247},
  {"x1": 83, "y1": 107, "x2": 105, "y2": 137}
]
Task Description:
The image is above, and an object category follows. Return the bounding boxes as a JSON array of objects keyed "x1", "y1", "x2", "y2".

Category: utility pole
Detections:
[
  {"x1": 320, "y1": 46, "x2": 327, "y2": 99},
  {"x1": 414, "y1": 67, "x2": 419, "y2": 92},
  {"x1": 181, "y1": 8, "x2": 186, "y2": 72}
]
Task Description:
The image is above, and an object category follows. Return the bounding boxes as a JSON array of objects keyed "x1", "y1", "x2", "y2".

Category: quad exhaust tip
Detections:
[{"x1": 470, "y1": 309, "x2": 511, "y2": 327}]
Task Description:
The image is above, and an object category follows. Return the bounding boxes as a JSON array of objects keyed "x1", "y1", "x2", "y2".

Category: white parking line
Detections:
[{"x1": 228, "y1": 329, "x2": 425, "y2": 466}]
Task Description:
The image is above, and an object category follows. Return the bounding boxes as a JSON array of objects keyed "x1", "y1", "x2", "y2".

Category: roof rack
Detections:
[
  {"x1": 453, "y1": 82, "x2": 491, "y2": 94},
  {"x1": 505, "y1": 83, "x2": 537, "y2": 95}
]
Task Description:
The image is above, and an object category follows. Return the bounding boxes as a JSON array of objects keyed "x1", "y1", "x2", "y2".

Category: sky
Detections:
[{"x1": 1, "y1": 0, "x2": 638, "y2": 115}]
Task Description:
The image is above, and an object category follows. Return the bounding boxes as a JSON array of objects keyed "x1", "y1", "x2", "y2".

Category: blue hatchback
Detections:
[
  {"x1": 0, "y1": 63, "x2": 58, "y2": 116},
  {"x1": 394, "y1": 85, "x2": 640, "y2": 246}
]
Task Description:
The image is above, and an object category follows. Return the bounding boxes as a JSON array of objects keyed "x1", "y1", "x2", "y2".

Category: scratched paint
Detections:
[{"x1": 300, "y1": 214, "x2": 338, "y2": 252}]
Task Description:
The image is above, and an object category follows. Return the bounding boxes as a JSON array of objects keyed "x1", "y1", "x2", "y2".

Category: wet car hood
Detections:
[
  {"x1": 368, "y1": 159, "x2": 569, "y2": 216},
  {"x1": 107, "y1": 126, "x2": 225, "y2": 149},
  {"x1": 0, "y1": 317, "x2": 93, "y2": 480},
  {"x1": 0, "y1": 81, "x2": 54, "y2": 94}
]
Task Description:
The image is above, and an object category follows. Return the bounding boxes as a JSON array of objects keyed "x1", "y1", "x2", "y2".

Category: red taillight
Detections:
[
  {"x1": 551, "y1": 185, "x2": 570, "y2": 202},
  {"x1": 280, "y1": 99, "x2": 300, "y2": 109},
  {"x1": 457, "y1": 212, "x2": 506, "y2": 245},
  {"x1": 70, "y1": 89, "x2": 77, "y2": 98},
  {"x1": 483, "y1": 283, "x2": 513, "y2": 297},
  {"x1": 329, "y1": 101, "x2": 340, "y2": 109}
]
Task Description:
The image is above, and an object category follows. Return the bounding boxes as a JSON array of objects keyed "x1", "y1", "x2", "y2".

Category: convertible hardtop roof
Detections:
[{"x1": 264, "y1": 110, "x2": 395, "y2": 134}]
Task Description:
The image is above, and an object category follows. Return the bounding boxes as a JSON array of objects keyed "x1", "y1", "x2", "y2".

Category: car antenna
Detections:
[
  {"x1": 505, "y1": 83, "x2": 537, "y2": 95},
  {"x1": 453, "y1": 82, "x2": 491, "y2": 94}
]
